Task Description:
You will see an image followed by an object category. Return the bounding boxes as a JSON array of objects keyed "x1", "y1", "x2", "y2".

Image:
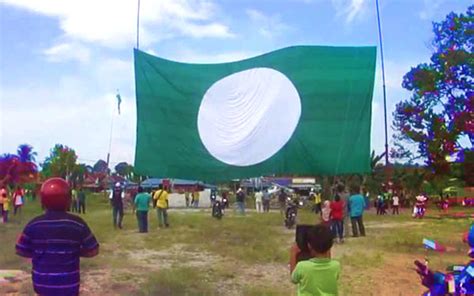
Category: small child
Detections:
[
  {"x1": 290, "y1": 224, "x2": 341, "y2": 295},
  {"x1": 320, "y1": 200, "x2": 331, "y2": 225},
  {"x1": 16, "y1": 178, "x2": 99, "y2": 296}
]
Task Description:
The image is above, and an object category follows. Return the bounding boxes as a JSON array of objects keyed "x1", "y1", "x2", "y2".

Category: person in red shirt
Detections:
[{"x1": 330, "y1": 194, "x2": 344, "y2": 243}]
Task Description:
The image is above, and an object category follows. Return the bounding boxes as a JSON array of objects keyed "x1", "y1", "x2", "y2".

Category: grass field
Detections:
[{"x1": 1, "y1": 194, "x2": 473, "y2": 295}]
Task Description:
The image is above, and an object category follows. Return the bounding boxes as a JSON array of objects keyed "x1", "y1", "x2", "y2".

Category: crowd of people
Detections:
[
  {"x1": 8, "y1": 178, "x2": 444, "y2": 296},
  {"x1": 313, "y1": 184, "x2": 367, "y2": 243},
  {"x1": 106, "y1": 182, "x2": 172, "y2": 232},
  {"x1": 0, "y1": 184, "x2": 89, "y2": 225},
  {"x1": 375, "y1": 192, "x2": 403, "y2": 215}
]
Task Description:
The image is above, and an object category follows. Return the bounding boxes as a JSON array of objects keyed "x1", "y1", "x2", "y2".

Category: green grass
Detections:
[
  {"x1": 1, "y1": 193, "x2": 473, "y2": 295},
  {"x1": 138, "y1": 267, "x2": 215, "y2": 296}
]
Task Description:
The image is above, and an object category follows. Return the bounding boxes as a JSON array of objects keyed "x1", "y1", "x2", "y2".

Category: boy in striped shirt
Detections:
[{"x1": 16, "y1": 178, "x2": 99, "y2": 296}]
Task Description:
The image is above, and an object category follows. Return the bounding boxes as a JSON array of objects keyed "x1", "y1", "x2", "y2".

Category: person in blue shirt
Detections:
[
  {"x1": 134, "y1": 186, "x2": 152, "y2": 233},
  {"x1": 348, "y1": 185, "x2": 366, "y2": 237}
]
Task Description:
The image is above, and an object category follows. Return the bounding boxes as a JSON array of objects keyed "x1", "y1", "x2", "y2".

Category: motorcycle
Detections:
[
  {"x1": 210, "y1": 190, "x2": 217, "y2": 208},
  {"x1": 212, "y1": 199, "x2": 223, "y2": 219},
  {"x1": 414, "y1": 227, "x2": 474, "y2": 295},
  {"x1": 222, "y1": 195, "x2": 229, "y2": 209},
  {"x1": 285, "y1": 196, "x2": 303, "y2": 229},
  {"x1": 413, "y1": 195, "x2": 428, "y2": 218}
]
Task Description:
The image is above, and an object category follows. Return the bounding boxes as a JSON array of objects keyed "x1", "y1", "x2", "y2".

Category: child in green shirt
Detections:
[{"x1": 290, "y1": 224, "x2": 340, "y2": 296}]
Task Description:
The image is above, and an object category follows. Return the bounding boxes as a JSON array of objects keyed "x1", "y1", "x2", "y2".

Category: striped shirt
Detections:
[{"x1": 16, "y1": 211, "x2": 99, "y2": 296}]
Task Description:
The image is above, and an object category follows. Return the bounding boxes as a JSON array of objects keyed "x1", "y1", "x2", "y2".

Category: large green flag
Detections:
[{"x1": 134, "y1": 46, "x2": 376, "y2": 181}]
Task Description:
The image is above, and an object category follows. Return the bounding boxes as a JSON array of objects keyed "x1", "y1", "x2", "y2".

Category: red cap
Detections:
[{"x1": 40, "y1": 178, "x2": 71, "y2": 211}]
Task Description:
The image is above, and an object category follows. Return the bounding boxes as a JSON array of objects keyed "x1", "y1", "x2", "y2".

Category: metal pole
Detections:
[
  {"x1": 375, "y1": 0, "x2": 389, "y2": 166},
  {"x1": 107, "y1": 105, "x2": 115, "y2": 170},
  {"x1": 136, "y1": 0, "x2": 141, "y2": 49}
]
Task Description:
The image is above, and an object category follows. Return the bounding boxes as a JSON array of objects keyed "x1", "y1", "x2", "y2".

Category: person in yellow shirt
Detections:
[
  {"x1": 315, "y1": 192, "x2": 322, "y2": 213},
  {"x1": 311, "y1": 188, "x2": 322, "y2": 214},
  {"x1": 153, "y1": 185, "x2": 169, "y2": 228},
  {"x1": 2, "y1": 189, "x2": 10, "y2": 223},
  {"x1": 192, "y1": 190, "x2": 200, "y2": 208}
]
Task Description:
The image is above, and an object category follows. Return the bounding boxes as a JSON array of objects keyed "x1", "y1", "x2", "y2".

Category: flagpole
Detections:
[
  {"x1": 136, "y1": 0, "x2": 141, "y2": 49},
  {"x1": 375, "y1": 0, "x2": 389, "y2": 166}
]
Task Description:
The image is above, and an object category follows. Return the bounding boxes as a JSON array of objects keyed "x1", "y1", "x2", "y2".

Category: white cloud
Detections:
[
  {"x1": 1, "y1": 47, "x2": 137, "y2": 165},
  {"x1": 331, "y1": 0, "x2": 368, "y2": 23},
  {"x1": 0, "y1": 0, "x2": 234, "y2": 48},
  {"x1": 419, "y1": 0, "x2": 444, "y2": 20},
  {"x1": 43, "y1": 42, "x2": 91, "y2": 63},
  {"x1": 1, "y1": 85, "x2": 136, "y2": 165},
  {"x1": 171, "y1": 20, "x2": 234, "y2": 39},
  {"x1": 384, "y1": 60, "x2": 413, "y2": 89},
  {"x1": 93, "y1": 58, "x2": 134, "y2": 92},
  {"x1": 246, "y1": 9, "x2": 291, "y2": 39}
]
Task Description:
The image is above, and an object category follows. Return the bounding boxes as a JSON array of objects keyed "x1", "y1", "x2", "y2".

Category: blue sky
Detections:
[{"x1": 0, "y1": 0, "x2": 471, "y2": 167}]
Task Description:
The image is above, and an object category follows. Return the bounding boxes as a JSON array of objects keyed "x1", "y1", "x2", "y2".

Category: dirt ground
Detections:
[{"x1": 1, "y1": 219, "x2": 433, "y2": 296}]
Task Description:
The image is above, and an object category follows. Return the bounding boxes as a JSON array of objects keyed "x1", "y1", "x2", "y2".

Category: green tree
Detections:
[
  {"x1": 93, "y1": 159, "x2": 109, "y2": 174},
  {"x1": 71, "y1": 163, "x2": 88, "y2": 187},
  {"x1": 41, "y1": 144, "x2": 78, "y2": 180},
  {"x1": 392, "y1": 6, "x2": 473, "y2": 176},
  {"x1": 115, "y1": 162, "x2": 133, "y2": 179},
  {"x1": 401, "y1": 168, "x2": 426, "y2": 198},
  {"x1": 362, "y1": 151, "x2": 386, "y2": 194},
  {"x1": 113, "y1": 162, "x2": 144, "y2": 182}
]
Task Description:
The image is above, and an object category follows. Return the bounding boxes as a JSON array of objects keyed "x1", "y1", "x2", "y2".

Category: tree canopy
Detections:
[
  {"x1": 392, "y1": 5, "x2": 473, "y2": 179},
  {"x1": 93, "y1": 160, "x2": 109, "y2": 174},
  {"x1": 0, "y1": 144, "x2": 38, "y2": 186},
  {"x1": 41, "y1": 144, "x2": 78, "y2": 180}
]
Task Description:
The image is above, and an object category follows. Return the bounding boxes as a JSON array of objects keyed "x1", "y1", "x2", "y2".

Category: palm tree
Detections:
[
  {"x1": 17, "y1": 144, "x2": 37, "y2": 163},
  {"x1": 17, "y1": 144, "x2": 38, "y2": 182},
  {"x1": 362, "y1": 150, "x2": 386, "y2": 194}
]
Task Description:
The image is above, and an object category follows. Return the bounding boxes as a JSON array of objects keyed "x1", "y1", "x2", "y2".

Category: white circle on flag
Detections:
[{"x1": 197, "y1": 67, "x2": 302, "y2": 166}]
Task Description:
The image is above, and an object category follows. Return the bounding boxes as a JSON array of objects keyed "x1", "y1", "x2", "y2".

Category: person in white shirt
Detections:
[
  {"x1": 255, "y1": 190, "x2": 263, "y2": 213},
  {"x1": 392, "y1": 194, "x2": 400, "y2": 215}
]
